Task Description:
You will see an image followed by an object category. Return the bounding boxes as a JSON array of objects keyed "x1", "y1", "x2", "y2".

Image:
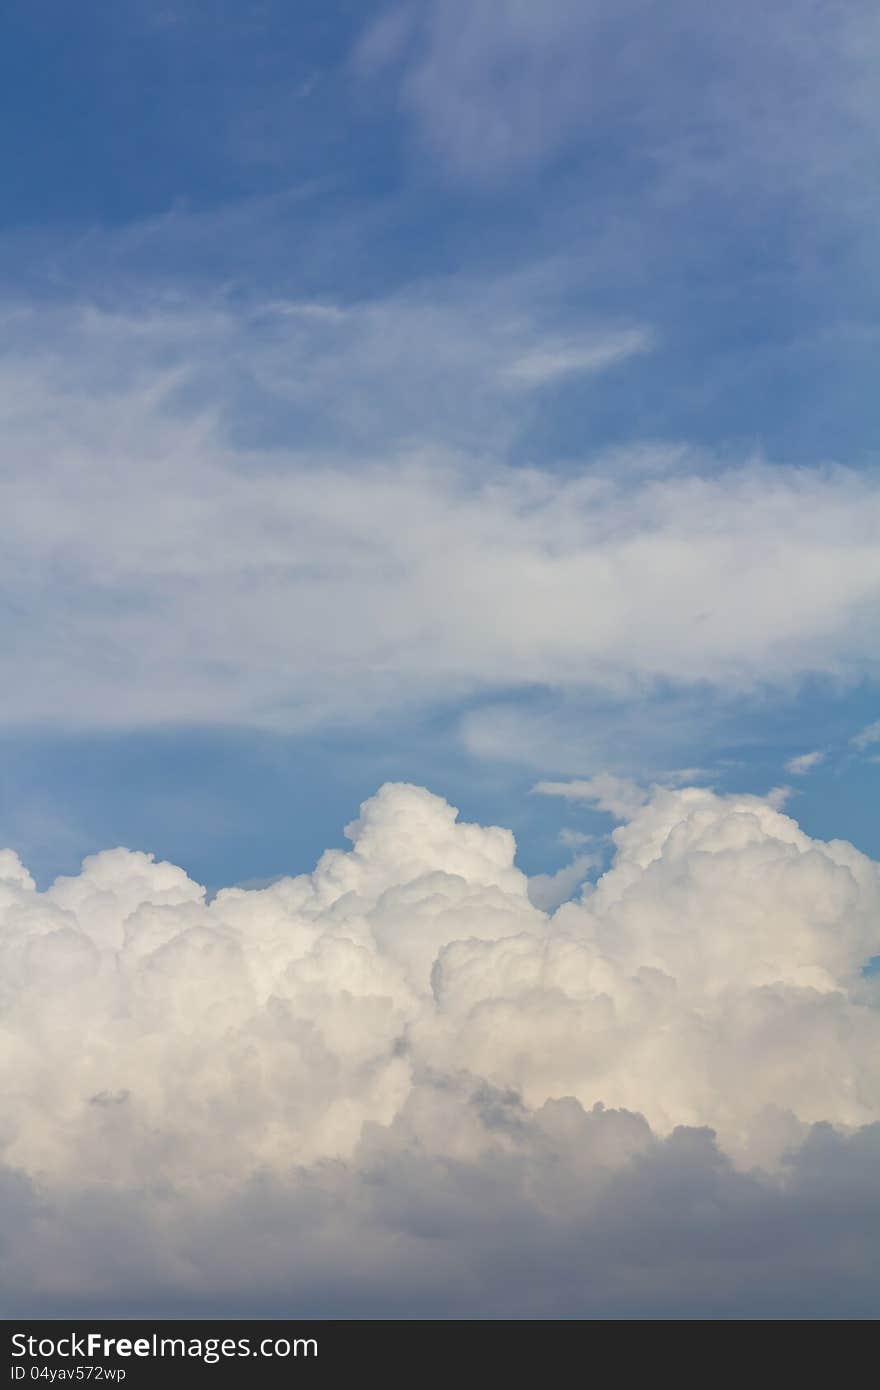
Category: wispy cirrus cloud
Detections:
[
  {"x1": 356, "y1": 0, "x2": 880, "y2": 226},
  {"x1": 501, "y1": 327, "x2": 654, "y2": 387},
  {"x1": 533, "y1": 774, "x2": 649, "y2": 821},
  {"x1": 852, "y1": 720, "x2": 880, "y2": 752}
]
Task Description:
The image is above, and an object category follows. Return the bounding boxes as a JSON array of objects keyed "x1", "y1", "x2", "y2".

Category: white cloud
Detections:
[
  {"x1": 458, "y1": 692, "x2": 721, "y2": 774},
  {"x1": 1, "y1": 299, "x2": 879, "y2": 735},
  {"x1": 356, "y1": 0, "x2": 880, "y2": 230},
  {"x1": 502, "y1": 328, "x2": 653, "y2": 386},
  {"x1": 1, "y1": 778, "x2": 879, "y2": 1314},
  {"x1": 852, "y1": 720, "x2": 880, "y2": 751},
  {"x1": 765, "y1": 785, "x2": 793, "y2": 810},
  {"x1": 785, "y1": 750, "x2": 825, "y2": 775},
  {"x1": 533, "y1": 773, "x2": 649, "y2": 821},
  {"x1": 559, "y1": 827, "x2": 597, "y2": 848}
]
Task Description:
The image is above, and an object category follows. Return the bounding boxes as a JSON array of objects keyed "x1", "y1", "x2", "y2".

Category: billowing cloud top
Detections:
[{"x1": 2, "y1": 780, "x2": 878, "y2": 1316}]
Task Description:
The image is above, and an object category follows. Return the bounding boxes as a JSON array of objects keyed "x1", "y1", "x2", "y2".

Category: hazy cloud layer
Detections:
[
  {"x1": 358, "y1": 0, "x2": 880, "y2": 220},
  {"x1": 2, "y1": 780, "x2": 878, "y2": 1316},
  {"x1": 2, "y1": 301, "x2": 880, "y2": 735}
]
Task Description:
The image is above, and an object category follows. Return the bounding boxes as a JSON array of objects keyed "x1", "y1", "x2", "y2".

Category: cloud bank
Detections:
[
  {"x1": 2, "y1": 301, "x2": 880, "y2": 735},
  {"x1": 2, "y1": 780, "x2": 878, "y2": 1316}
]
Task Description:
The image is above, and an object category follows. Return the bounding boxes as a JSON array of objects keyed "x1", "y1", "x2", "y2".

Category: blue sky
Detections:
[{"x1": 2, "y1": 0, "x2": 879, "y2": 892}]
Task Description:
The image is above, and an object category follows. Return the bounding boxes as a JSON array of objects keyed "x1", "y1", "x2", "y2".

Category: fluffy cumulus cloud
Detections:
[{"x1": 2, "y1": 780, "x2": 879, "y2": 1316}]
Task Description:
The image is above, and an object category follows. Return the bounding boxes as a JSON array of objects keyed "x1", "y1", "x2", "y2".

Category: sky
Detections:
[{"x1": 1, "y1": 0, "x2": 879, "y2": 1320}]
